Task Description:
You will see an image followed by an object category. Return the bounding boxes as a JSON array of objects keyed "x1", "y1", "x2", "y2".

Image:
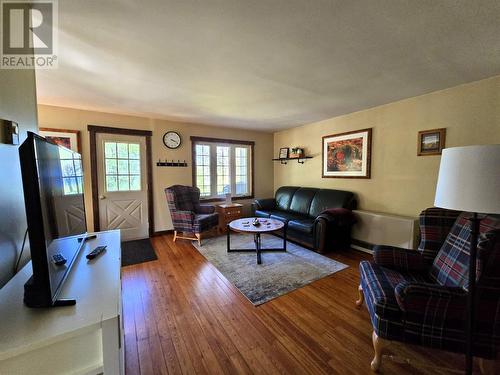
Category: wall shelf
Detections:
[{"x1": 272, "y1": 156, "x2": 313, "y2": 164}]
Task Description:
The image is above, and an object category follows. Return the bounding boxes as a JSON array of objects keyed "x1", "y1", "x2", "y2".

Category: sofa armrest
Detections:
[
  {"x1": 253, "y1": 198, "x2": 276, "y2": 211},
  {"x1": 195, "y1": 204, "x2": 215, "y2": 214},
  {"x1": 395, "y1": 281, "x2": 467, "y2": 319},
  {"x1": 315, "y1": 210, "x2": 356, "y2": 227},
  {"x1": 373, "y1": 245, "x2": 428, "y2": 272}
]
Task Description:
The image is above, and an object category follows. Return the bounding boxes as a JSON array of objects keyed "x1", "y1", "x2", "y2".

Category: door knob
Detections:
[{"x1": 99, "y1": 195, "x2": 106, "y2": 200}]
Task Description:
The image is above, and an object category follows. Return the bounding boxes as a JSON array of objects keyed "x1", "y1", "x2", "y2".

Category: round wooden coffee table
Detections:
[{"x1": 227, "y1": 218, "x2": 287, "y2": 264}]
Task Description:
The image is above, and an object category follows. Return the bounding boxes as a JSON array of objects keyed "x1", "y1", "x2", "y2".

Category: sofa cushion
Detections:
[
  {"x1": 308, "y1": 189, "x2": 356, "y2": 217},
  {"x1": 269, "y1": 210, "x2": 304, "y2": 223},
  {"x1": 255, "y1": 209, "x2": 271, "y2": 218},
  {"x1": 288, "y1": 219, "x2": 315, "y2": 234},
  {"x1": 275, "y1": 186, "x2": 300, "y2": 211},
  {"x1": 289, "y1": 188, "x2": 317, "y2": 215}
]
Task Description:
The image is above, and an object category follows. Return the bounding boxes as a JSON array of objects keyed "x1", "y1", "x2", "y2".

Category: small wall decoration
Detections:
[
  {"x1": 290, "y1": 147, "x2": 304, "y2": 158},
  {"x1": 279, "y1": 147, "x2": 289, "y2": 159},
  {"x1": 322, "y1": 128, "x2": 372, "y2": 178},
  {"x1": 39, "y1": 127, "x2": 81, "y2": 152},
  {"x1": 417, "y1": 128, "x2": 446, "y2": 156}
]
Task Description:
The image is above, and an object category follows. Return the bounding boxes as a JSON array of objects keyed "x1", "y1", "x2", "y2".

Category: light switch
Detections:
[{"x1": 0, "y1": 119, "x2": 19, "y2": 145}]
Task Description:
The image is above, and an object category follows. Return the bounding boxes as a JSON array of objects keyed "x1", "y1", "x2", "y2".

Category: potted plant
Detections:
[{"x1": 290, "y1": 147, "x2": 304, "y2": 158}]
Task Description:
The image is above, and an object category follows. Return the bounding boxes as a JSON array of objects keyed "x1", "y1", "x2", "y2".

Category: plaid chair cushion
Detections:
[
  {"x1": 395, "y1": 281, "x2": 468, "y2": 352},
  {"x1": 417, "y1": 207, "x2": 461, "y2": 264},
  {"x1": 359, "y1": 261, "x2": 429, "y2": 322},
  {"x1": 193, "y1": 213, "x2": 219, "y2": 234},
  {"x1": 373, "y1": 245, "x2": 427, "y2": 272},
  {"x1": 429, "y1": 214, "x2": 500, "y2": 289}
]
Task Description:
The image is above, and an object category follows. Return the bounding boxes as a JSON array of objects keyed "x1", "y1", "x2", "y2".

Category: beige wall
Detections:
[
  {"x1": 37, "y1": 105, "x2": 274, "y2": 232},
  {"x1": 0, "y1": 69, "x2": 38, "y2": 287},
  {"x1": 274, "y1": 75, "x2": 500, "y2": 217}
]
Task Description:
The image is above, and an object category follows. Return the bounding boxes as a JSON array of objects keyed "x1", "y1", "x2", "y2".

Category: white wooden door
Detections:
[{"x1": 96, "y1": 133, "x2": 149, "y2": 241}]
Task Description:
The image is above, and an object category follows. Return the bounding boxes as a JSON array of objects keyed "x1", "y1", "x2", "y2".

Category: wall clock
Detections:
[{"x1": 163, "y1": 131, "x2": 181, "y2": 149}]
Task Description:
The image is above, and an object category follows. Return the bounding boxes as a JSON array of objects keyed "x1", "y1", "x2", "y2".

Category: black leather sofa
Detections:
[{"x1": 252, "y1": 186, "x2": 357, "y2": 253}]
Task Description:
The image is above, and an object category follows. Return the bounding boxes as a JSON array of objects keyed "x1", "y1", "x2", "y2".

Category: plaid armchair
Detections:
[
  {"x1": 165, "y1": 185, "x2": 219, "y2": 245},
  {"x1": 357, "y1": 207, "x2": 500, "y2": 371}
]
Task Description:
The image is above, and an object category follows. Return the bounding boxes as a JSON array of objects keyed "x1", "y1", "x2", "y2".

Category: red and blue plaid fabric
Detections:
[
  {"x1": 359, "y1": 208, "x2": 500, "y2": 359},
  {"x1": 360, "y1": 260, "x2": 429, "y2": 340},
  {"x1": 429, "y1": 214, "x2": 500, "y2": 289},
  {"x1": 417, "y1": 207, "x2": 461, "y2": 264},
  {"x1": 165, "y1": 185, "x2": 218, "y2": 234},
  {"x1": 373, "y1": 246, "x2": 427, "y2": 272}
]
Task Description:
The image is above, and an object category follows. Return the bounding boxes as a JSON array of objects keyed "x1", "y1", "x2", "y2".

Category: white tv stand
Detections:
[{"x1": 0, "y1": 230, "x2": 123, "y2": 375}]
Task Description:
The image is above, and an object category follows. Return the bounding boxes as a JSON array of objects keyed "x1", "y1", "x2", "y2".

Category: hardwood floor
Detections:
[{"x1": 122, "y1": 234, "x2": 467, "y2": 374}]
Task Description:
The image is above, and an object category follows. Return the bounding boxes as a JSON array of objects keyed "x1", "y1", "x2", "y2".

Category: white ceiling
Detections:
[{"x1": 36, "y1": 0, "x2": 500, "y2": 132}]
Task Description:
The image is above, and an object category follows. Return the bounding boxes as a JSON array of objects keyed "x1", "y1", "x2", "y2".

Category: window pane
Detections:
[
  {"x1": 76, "y1": 177, "x2": 83, "y2": 194},
  {"x1": 105, "y1": 142, "x2": 117, "y2": 158},
  {"x1": 63, "y1": 177, "x2": 78, "y2": 195},
  {"x1": 118, "y1": 176, "x2": 129, "y2": 191},
  {"x1": 216, "y1": 146, "x2": 230, "y2": 195},
  {"x1": 106, "y1": 159, "x2": 117, "y2": 174},
  {"x1": 60, "y1": 159, "x2": 75, "y2": 177},
  {"x1": 117, "y1": 143, "x2": 128, "y2": 158},
  {"x1": 234, "y1": 147, "x2": 248, "y2": 195},
  {"x1": 58, "y1": 148, "x2": 73, "y2": 159},
  {"x1": 236, "y1": 175, "x2": 247, "y2": 195},
  {"x1": 128, "y1": 144, "x2": 140, "y2": 159},
  {"x1": 118, "y1": 159, "x2": 129, "y2": 174},
  {"x1": 195, "y1": 144, "x2": 211, "y2": 197},
  {"x1": 106, "y1": 176, "x2": 118, "y2": 191},
  {"x1": 130, "y1": 175, "x2": 141, "y2": 190},
  {"x1": 74, "y1": 159, "x2": 82, "y2": 175},
  {"x1": 129, "y1": 159, "x2": 140, "y2": 174}
]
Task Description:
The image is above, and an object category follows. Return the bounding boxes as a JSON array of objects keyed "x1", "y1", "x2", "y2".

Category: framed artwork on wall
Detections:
[
  {"x1": 417, "y1": 128, "x2": 446, "y2": 156},
  {"x1": 279, "y1": 147, "x2": 289, "y2": 159},
  {"x1": 322, "y1": 128, "x2": 372, "y2": 178},
  {"x1": 39, "y1": 128, "x2": 82, "y2": 153}
]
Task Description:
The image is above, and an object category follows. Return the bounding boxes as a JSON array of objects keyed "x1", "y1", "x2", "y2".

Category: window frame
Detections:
[{"x1": 191, "y1": 136, "x2": 255, "y2": 202}]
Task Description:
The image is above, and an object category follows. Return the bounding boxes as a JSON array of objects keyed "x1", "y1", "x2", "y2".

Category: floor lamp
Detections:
[{"x1": 434, "y1": 144, "x2": 500, "y2": 374}]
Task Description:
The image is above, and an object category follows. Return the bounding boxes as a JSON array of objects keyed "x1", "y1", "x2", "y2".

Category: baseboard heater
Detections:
[{"x1": 351, "y1": 210, "x2": 419, "y2": 254}]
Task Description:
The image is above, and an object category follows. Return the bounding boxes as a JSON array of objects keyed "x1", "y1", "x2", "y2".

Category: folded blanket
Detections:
[{"x1": 320, "y1": 208, "x2": 357, "y2": 226}]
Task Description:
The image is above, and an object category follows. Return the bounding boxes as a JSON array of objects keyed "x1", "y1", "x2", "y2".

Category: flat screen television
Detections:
[{"x1": 19, "y1": 131, "x2": 87, "y2": 307}]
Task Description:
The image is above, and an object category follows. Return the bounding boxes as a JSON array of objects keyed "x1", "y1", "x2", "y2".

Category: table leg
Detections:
[
  {"x1": 283, "y1": 223, "x2": 287, "y2": 252},
  {"x1": 256, "y1": 233, "x2": 262, "y2": 264},
  {"x1": 227, "y1": 224, "x2": 230, "y2": 253}
]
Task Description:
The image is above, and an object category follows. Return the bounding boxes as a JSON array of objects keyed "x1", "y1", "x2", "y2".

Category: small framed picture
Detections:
[
  {"x1": 279, "y1": 147, "x2": 289, "y2": 159},
  {"x1": 39, "y1": 127, "x2": 82, "y2": 153},
  {"x1": 417, "y1": 128, "x2": 446, "y2": 156}
]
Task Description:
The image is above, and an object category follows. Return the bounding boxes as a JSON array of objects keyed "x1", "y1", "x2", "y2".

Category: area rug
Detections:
[
  {"x1": 121, "y1": 238, "x2": 158, "y2": 267},
  {"x1": 192, "y1": 233, "x2": 348, "y2": 305}
]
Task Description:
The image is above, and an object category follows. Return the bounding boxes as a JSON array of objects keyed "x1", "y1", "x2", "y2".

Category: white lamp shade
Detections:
[{"x1": 434, "y1": 144, "x2": 500, "y2": 214}]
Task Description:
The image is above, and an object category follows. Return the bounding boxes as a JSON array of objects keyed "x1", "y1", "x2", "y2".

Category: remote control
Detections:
[
  {"x1": 52, "y1": 253, "x2": 67, "y2": 266},
  {"x1": 78, "y1": 234, "x2": 97, "y2": 243},
  {"x1": 86, "y1": 246, "x2": 107, "y2": 260}
]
